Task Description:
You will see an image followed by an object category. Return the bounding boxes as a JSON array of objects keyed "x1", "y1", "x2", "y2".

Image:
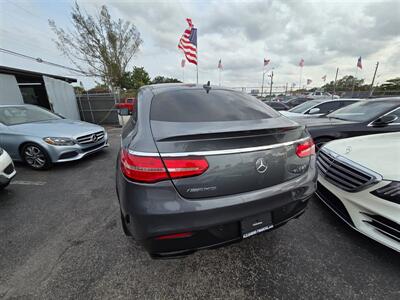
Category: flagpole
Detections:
[
  {"x1": 351, "y1": 67, "x2": 358, "y2": 98},
  {"x1": 299, "y1": 67, "x2": 303, "y2": 92},
  {"x1": 269, "y1": 71, "x2": 274, "y2": 97},
  {"x1": 219, "y1": 68, "x2": 221, "y2": 86},
  {"x1": 183, "y1": 67, "x2": 185, "y2": 83},
  {"x1": 196, "y1": 33, "x2": 199, "y2": 84},
  {"x1": 261, "y1": 68, "x2": 265, "y2": 97}
]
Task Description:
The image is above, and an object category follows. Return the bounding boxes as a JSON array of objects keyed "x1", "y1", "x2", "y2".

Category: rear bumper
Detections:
[{"x1": 117, "y1": 157, "x2": 317, "y2": 256}]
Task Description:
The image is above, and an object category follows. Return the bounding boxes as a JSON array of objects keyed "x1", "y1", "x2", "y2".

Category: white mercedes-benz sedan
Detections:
[
  {"x1": 316, "y1": 132, "x2": 400, "y2": 252},
  {"x1": 0, "y1": 147, "x2": 16, "y2": 190}
]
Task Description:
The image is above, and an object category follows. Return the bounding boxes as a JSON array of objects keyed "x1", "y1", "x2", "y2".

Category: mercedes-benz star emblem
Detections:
[
  {"x1": 91, "y1": 134, "x2": 98, "y2": 142},
  {"x1": 345, "y1": 146, "x2": 352, "y2": 154},
  {"x1": 256, "y1": 158, "x2": 268, "y2": 174}
]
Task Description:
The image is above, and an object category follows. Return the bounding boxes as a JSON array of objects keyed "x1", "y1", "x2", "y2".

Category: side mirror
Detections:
[
  {"x1": 372, "y1": 114, "x2": 398, "y2": 127},
  {"x1": 308, "y1": 107, "x2": 320, "y2": 114}
]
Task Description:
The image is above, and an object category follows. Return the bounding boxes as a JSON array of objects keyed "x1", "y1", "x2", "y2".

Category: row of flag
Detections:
[{"x1": 178, "y1": 18, "x2": 364, "y2": 85}]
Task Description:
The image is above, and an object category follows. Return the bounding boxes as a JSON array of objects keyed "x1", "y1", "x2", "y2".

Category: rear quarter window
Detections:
[{"x1": 151, "y1": 89, "x2": 279, "y2": 122}]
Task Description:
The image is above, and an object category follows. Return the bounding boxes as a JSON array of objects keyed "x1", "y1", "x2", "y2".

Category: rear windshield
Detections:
[{"x1": 151, "y1": 89, "x2": 279, "y2": 122}]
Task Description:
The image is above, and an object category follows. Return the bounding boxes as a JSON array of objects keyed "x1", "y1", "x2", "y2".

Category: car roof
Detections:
[
  {"x1": 359, "y1": 97, "x2": 400, "y2": 103},
  {"x1": 0, "y1": 104, "x2": 33, "y2": 108},
  {"x1": 143, "y1": 83, "x2": 236, "y2": 96}
]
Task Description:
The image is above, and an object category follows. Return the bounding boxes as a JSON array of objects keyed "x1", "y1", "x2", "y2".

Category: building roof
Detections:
[{"x1": 0, "y1": 65, "x2": 77, "y2": 83}]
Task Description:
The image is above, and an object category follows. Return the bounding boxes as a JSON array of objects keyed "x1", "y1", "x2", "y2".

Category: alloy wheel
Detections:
[{"x1": 24, "y1": 145, "x2": 46, "y2": 168}]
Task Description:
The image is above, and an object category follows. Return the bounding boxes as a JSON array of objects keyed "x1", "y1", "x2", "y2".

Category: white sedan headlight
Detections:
[{"x1": 43, "y1": 137, "x2": 75, "y2": 146}]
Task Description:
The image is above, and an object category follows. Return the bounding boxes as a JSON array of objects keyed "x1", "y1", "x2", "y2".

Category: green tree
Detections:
[
  {"x1": 151, "y1": 76, "x2": 181, "y2": 84},
  {"x1": 87, "y1": 83, "x2": 110, "y2": 94},
  {"x1": 378, "y1": 77, "x2": 400, "y2": 91},
  {"x1": 73, "y1": 86, "x2": 85, "y2": 94},
  {"x1": 121, "y1": 66, "x2": 151, "y2": 90},
  {"x1": 49, "y1": 2, "x2": 142, "y2": 89},
  {"x1": 322, "y1": 75, "x2": 365, "y2": 92}
]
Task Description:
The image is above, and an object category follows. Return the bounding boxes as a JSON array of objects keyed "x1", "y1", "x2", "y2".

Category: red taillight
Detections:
[
  {"x1": 120, "y1": 149, "x2": 208, "y2": 183},
  {"x1": 155, "y1": 232, "x2": 193, "y2": 240},
  {"x1": 120, "y1": 149, "x2": 169, "y2": 183},
  {"x1": 296, "y1": 138, "x2": 315, "y2": 158},
  {"x1": 163, "y1": 156, "x2": 209, "y2": 179}
]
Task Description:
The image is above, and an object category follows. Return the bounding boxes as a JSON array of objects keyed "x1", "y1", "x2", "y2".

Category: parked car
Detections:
[
  {"x1": 0, "y1": 105, "x2": 109, "y2": 170},
  {"x1": 283, "y1": 97, "x2": 311, "y2": 108},
  {"x1": 272, "y1": 95, "x2": 296, "y2": 102},
  {"x1": 263, "y1": 101, "x2": 290, "y2": 111},
  {"x1": 116, "y1": 84, "x2": 317, "y2": 258},
  {"x1": 280, "y1": 99, "x2": 359, "y2": 118},
  {"x1": 0, "y1": 147, "x2": 16, "y2": 189},
  {"x1": 296, "y1": 98, "x2": 400, "y2": 149},
  {"x1": 316, "y1": 132, "x2": 400, "y2": 252},
  {"x1": 307, "y1": 91, "x2": 339, "y2": 99}
]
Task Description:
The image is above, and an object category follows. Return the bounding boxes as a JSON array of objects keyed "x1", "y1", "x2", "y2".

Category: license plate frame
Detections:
[{"x1": 241, "y1": 212, "x2": 273, "y2": 239}]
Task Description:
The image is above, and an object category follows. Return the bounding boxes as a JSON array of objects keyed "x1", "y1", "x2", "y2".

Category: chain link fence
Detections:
[
  {"x1": 76, "y1": 93, "x2": 120, "y2": 125},
  {"x1": 76, "y1": 88, "x2": 400, "y2": 126}
]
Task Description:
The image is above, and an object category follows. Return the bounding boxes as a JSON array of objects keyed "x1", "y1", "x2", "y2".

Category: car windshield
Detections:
[
  {"x1": 289, "y1": 100, "x2": 324, "y2": 113},
  {"x1": 327, "y1": 101, "x2": 397, "y2": 122},
  {"x1": 0, "y1": 105, "x2": 61, "y2": 125}
]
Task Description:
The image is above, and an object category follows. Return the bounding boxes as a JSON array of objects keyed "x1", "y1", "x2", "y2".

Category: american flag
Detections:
[
  {"x1": 181, "y1": 59, "x2": 186, "y2": 68},
  {"x1": 178, "y1": 18, "x2": 197, "y2": 65},
  {"x1": 357, "y1": 56, "x2": 362, "y2": 69},
  {"x1": 264, "y1": 58, "x2": 270, "y2": 66},
  {"x1": 322, "y1": 75, "x2": 327, "y2": 82},
  {"x1": 307, "y1": 79, "x2": 312, "y2": 85},
  {"x1": 218, "y1": 59, "x2": 223, "y2": 69},
  {"x1": 299, "y1": 58, "x2": 305, "y2": 67}
]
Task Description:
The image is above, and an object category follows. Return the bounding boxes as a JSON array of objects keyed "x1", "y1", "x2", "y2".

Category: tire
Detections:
[
  {"x1": 314, "y1": 137, "x2": 333, "y2": 152},
  {"x1": 21, "y1": 143, "x2": 52, "y2": 170},
  {"x1": 0, "y1": 181, "x2": 10, "y2": 190},
  {"x1": 120, "y1": 211, "x2": 132, "y2": 236}
]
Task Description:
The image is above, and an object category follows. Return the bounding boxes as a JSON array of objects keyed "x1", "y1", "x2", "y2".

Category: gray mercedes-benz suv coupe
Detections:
[{"x1": 116, "y1": 84, "x2": 317, "y2": 258}]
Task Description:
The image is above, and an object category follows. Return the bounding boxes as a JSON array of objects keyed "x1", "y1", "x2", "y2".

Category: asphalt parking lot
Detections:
[{"x1": 0, "y1": 127, "x2": 399, "y2": 299}]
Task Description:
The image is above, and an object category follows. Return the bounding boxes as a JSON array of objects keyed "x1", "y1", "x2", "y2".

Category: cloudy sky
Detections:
[{"x1": 1, "y1": 0, "x2": 399, "y2": 90}]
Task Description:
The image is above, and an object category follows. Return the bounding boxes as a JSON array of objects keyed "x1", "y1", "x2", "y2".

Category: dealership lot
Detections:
[{"x1": 0, "y1": 128, "x2": 399, "y2": 299}]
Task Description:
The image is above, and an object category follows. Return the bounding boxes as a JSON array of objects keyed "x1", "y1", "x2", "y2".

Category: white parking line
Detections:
[{"x1": 11, "y1": 180, "x2": 47, "y2": 186}]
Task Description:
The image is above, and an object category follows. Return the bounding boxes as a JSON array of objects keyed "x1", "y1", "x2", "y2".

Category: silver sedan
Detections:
[{"x1": 0, "y1": 105, "x2": 108, "y2": 169}]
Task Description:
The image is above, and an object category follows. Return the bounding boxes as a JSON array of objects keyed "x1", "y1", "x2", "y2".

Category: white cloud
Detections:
[{"x1": 1, "y1": 0, "x2": 399, "y2": 89}]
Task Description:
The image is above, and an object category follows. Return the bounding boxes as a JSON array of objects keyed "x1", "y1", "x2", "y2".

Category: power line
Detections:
[{"x1": 0, "y1": 47, "x2": 92, "y2": 75}]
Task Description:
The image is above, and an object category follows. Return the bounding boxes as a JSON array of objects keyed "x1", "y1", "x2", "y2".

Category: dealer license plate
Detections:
[{"x1": 241, "y1": 212, "x2": 274, "y2": 239}]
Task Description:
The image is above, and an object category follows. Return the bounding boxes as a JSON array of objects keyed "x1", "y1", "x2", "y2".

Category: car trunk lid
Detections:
[{"x1": 151, "y1": 118, "x2": 311, "y2": 199}]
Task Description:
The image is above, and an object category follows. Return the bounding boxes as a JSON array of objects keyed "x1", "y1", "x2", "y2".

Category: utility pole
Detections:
[
  {"x1": 285, "y1": 82, "x2": 288, "y2": 95},
  {"x1": 332, "y1": 67, "x2": 339, "y2": 99},
  {"x1": 269, "y1": 71, "x2": 274, "y2": 98},
  {"x1": 369, "y1": 62, "x2": 379, "y2": 98}
]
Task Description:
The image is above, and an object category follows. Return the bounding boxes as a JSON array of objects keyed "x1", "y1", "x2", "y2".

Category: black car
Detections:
[
  {"x1": 284, "y1": 97, "x2": 312, "y2": 108},
  {"x1": 116, "y1": 84, "x2": 317, "y2": 258},
  {"x1": 297, "y1": 98, "x2": 400, "y2": 149},
  {"x1": 263, "y1": 101, "x2": 290, "y2": 111}
]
